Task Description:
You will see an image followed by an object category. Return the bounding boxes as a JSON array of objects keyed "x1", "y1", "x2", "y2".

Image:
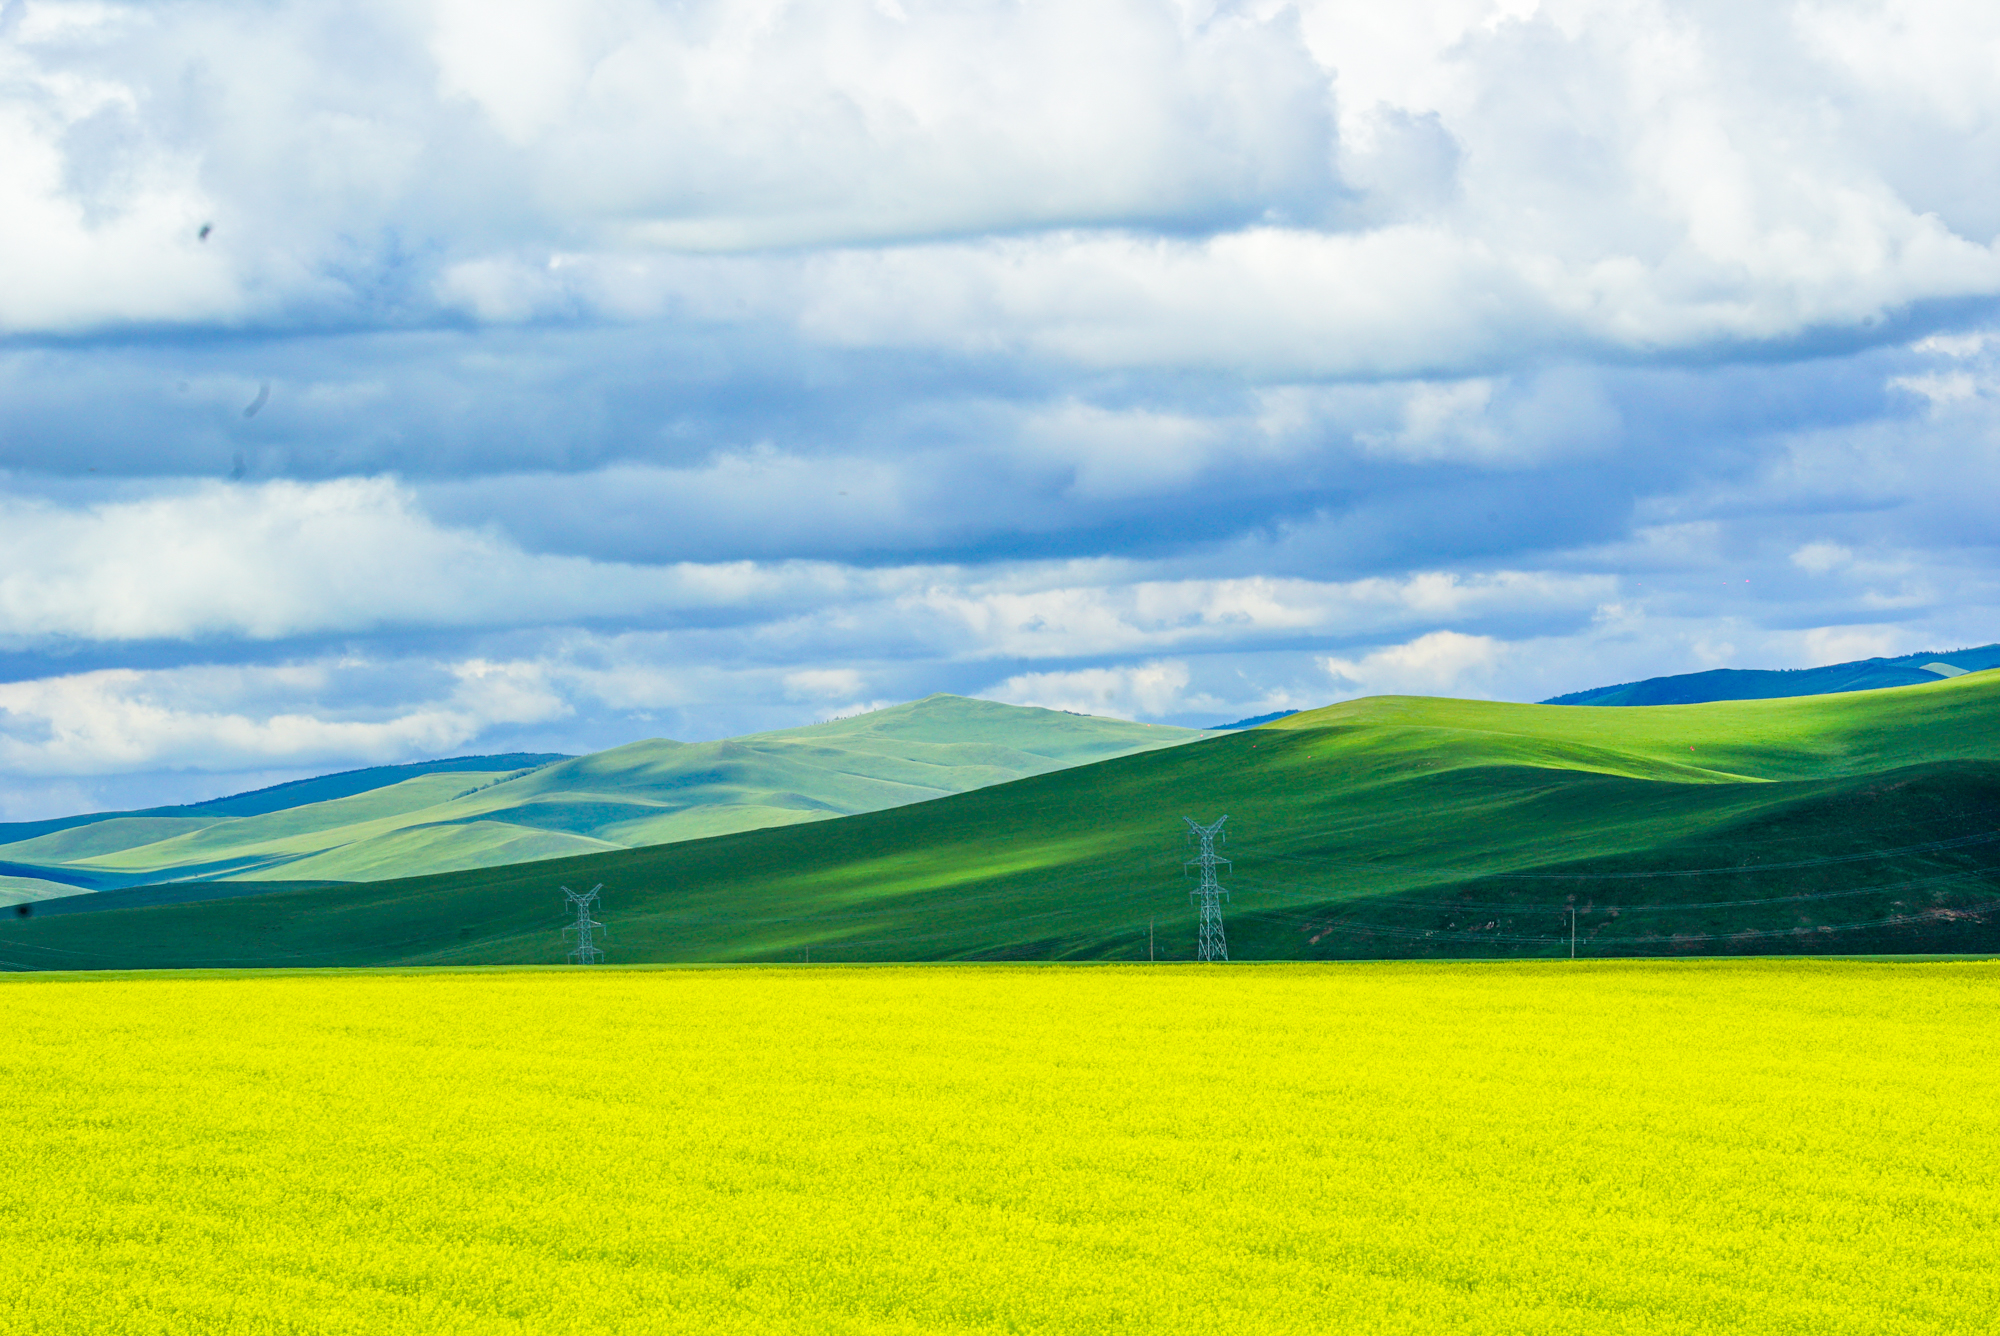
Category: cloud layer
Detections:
[{"x1": 3, "y1": 0, "x2": 2000, "y2": 814}]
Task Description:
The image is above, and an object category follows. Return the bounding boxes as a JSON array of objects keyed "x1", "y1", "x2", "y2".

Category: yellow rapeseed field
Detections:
[{"x1": 2, "y1": 961, "x2": 1995, "y2": 1334}]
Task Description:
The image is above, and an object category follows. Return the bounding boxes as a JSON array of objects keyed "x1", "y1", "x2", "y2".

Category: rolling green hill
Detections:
[
  {"x1": 0, "y1": 697, "x2": 1204, "y2": 903},
  {"x1": 0, "y1": 753, "x2": 572, "y2": 848},
  {"x1": 8, "y1": 672, "x2": 2000, "y2": 968},
  {"x1": 0, "y1": 753, "x2": 570, "y2": 898},
  {"x1": 1545, "y1": 643, "x2": 2000, "y2": 705}
]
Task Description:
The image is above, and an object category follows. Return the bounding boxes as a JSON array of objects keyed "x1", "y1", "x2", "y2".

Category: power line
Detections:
[
  {"x1": 1184, "y1": 815, "x2": 1231, "y2": 963},
  {"x1": 563, "y1": 884, "x2": 606, "y2": 964},
  {"x1": 6, "y1": 795, "x2": 1999, "y2": 970}
]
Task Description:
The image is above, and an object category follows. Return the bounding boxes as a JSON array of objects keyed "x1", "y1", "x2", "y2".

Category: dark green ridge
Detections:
[
  {"x1": 19, "y1": 880, "x2": 342, "y2": 918},
  {"x1": 6, "y1": 672, "x2": 2000, "y2": 969},
  {"x1": 1544, "y1": 643, "x2": 2000, "y2": 706}
]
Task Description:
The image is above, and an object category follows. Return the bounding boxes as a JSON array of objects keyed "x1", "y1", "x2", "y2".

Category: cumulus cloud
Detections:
[
  {"x1": 3, "y1": 0, "x2": 2000, "y2": 809},
  {"x1": 4, "y1": 0, "x2": 1998, "y2": 357},
  {"x1": 0, "y1": 477, "x2": 873, "y2": 641},
  {"x1": 0, "y1": 657, "x2": 569, "y2": 775},
  {"x1": 1321, "y1": 630, "x2": 1504, "y2": 698},
  {"x1": 3, "y1": 0, "x2": 1341, "y2": 331},
  {"x1": 901, "y1": 569, "x2": 1614, "y2": 661},
  {"x1": 985, "y1": 659, "x2": 1205, "y2": 720},
  {"x1": 0, "y1": 474, "x2": 1629, "y2": 656},
  {"x1": 430, "y1": 0, "x2": 1338, "y2": 246},
  {"x1": 783, "y1": 668, "x2": 868, "y2": 702},
  {"x1": 1791, "y1": 542, "x2": 1854, "y2": 576}
]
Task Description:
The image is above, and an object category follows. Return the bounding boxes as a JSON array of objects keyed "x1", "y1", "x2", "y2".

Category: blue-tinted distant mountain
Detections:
[
  {"x1": 0, "y1": 754, "x2": 572, "y2": 849},
  {"x1": 1215, "y1": 709, "x2": 1301, "y2": 729},
  {"x1": 1545, "y1": 645, "x2": 2000, "y2": 707}
]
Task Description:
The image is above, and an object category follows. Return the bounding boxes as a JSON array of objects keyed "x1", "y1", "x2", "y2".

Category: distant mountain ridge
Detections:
[
  {"x1": 0, "y1": 753, "x2": 572, "y2": 850},
  {"x1": 1216, "y1": 709, "x2": 1300, "y2": 730},
  {"x1": 1543, "y1": 644, "x2": 2000, "y2": 707},
  {"x1": 0, "y1": 696, "x2": 1206, "y2": 906}
]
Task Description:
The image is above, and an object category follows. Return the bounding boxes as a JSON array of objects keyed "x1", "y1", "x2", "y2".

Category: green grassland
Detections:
[
  {"x1": 0, "y1": 697, "x2": 1202, "y2": 901},
  {"x1": 3, "y1": 962, "x2": 1994, "y2": 1335},
  {"x1": 0, "y1": 873, "x2": 79, "y2": 904},
  {"x1": 6, "y1": 671, "x2": 2000, "y2": 969}
]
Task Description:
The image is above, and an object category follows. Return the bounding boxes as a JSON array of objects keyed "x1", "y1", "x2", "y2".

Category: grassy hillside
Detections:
[
  {"x1": 1546, "y1": 644, "x2": 2000, "y2": 705},
  {"x1": 0, "y1": 753, "x2": 570, "y2": 848},
  {"x1": 0, "y1": 697, "x2": 1204, "y2": 901},
  {"x1": 7, "y1": 671, "x2": 2000, "y2": 968}
]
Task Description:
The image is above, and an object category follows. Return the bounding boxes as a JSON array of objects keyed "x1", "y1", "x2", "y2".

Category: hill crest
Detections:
[
  {"x1": 0, "y1": 695, "x2": 1205, "y2": 903},
  {"x1": 1543, "y1": 644, "x2": 2000, "y2": 707}
]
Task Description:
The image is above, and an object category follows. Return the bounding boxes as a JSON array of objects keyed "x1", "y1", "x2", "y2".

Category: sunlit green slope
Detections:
[
  {"x1": 0, "y1": 753, "x2": 568, "y2": 898},
  {"x1": 0, "y1": 696, "x2": 1205, "y2": 898},
  {"x1": 1262, "y1": 673, "x2": 2000, "y2": 780},
  {"x1": 7, "y1": 671, "x2": 2000, "y2": 968}
]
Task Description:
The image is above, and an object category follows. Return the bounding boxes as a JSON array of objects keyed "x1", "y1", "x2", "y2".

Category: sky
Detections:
[{"x1": 3, "y1": 0, "x2": 2000, "y2": 818}]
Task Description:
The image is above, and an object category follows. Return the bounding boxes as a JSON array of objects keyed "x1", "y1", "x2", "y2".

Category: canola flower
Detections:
[{"x1": 1, "y1": 960, "x2": 1995, "y2": 1334}]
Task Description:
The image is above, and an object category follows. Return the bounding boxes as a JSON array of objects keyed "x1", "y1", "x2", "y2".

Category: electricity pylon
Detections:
[
  {"x1": 562, "y1": 884, "x2": 606, "y2": 964},
  {"x1": 1183, "y1": 816, "x2": 1230, "y2": 962}
]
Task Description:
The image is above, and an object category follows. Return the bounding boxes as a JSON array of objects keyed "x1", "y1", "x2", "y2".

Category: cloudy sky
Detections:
[{"x1": 3, "y1": 0, "x2": 1999, "y2": 816}]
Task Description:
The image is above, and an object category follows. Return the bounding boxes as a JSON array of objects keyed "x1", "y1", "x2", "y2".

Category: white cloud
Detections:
[
  {"x1": 1791, "y1": 542, "x2": 1853, "y2": 576},
  {"x1": 0, "y1": 10, "x2": 241, "y2": 331},
  {"x1": 434, "y1": 256, "x2": 572, "y2": 322},
  {"x1": 1799, "y1": 625, "x2": 1908, "y2": 665},
  {"x1": 777, "y1": 216, "x2": 2000, "y2": 376},
  {"x1": 1320, "y1": 630, "x2": 1503, "y2": 696},
  {"x1": 1912, "y1": 332, "x2": 1990, "y2": 359},
  {"x1": 984, "y1": 659, "x2": 1202, "y2": 720},
  {"x1": 0, "y1": 477, "x2": 894, "y2": 642},
  {"x1": 0, "y1": 658, "x2": 568, "y2": 775},
  {"x1": 902, "y1": 570, "x2": 1613, "y2": 660},
  {"x1": 430, "y1": 0, "x2": 1338, "y2": 247},
  {"x1": 1892, "y1": 370, "x2": 1982, "y2": 408},
  {"x1": 783, "y1": 668, "x2": 866, "y2": 700},
  {"x1": 1891, "y1": 325, "x2": 2000, "y2": 409},
  {"x1": 1018, "y1": 400, "x2": 1223, "y2": 501},
  {"x1": 7, "y1": 0, "x2": 2000, "y2": 805},
  {"x1": 3, "y1": 0, "x2": 1997, "y2": 367},
  {"x1": 0, "y1": 474, "x2": 1622, "y2": 657},
  {"x1": 812, "y1": 699, "x2": 903, "y2": 722},
  {"x1": 1795, "y1": 1, "x2": 2000, "y2": 137}
]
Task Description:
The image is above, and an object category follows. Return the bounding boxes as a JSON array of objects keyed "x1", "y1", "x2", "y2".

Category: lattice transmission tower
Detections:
[
  {"x1": 1183, "y1": 816, "x2": 1231, "y2": 962},
  {"x1": 562, "y1": 884, "x2": 607, "y2": 964}
]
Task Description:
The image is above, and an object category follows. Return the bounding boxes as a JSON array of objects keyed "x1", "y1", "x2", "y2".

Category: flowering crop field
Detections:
[{"x1": 3, "y1": 960, "x2": 1996, "y2": 1334}]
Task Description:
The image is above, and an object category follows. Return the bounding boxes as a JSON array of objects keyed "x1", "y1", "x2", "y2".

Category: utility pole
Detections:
[
  {"x1": 563, "y1": 884, "x2": 606, "y2": 964},
  {"x1": 1183, "y1": 816, "x2": 1231, "y2": 962},
  {"x1": 1569, "y1": 904, "x2": 1577, "y2": 959},
  {"x1": 1149, "y1": 917, "x2": 1155, "y2": 962}
]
